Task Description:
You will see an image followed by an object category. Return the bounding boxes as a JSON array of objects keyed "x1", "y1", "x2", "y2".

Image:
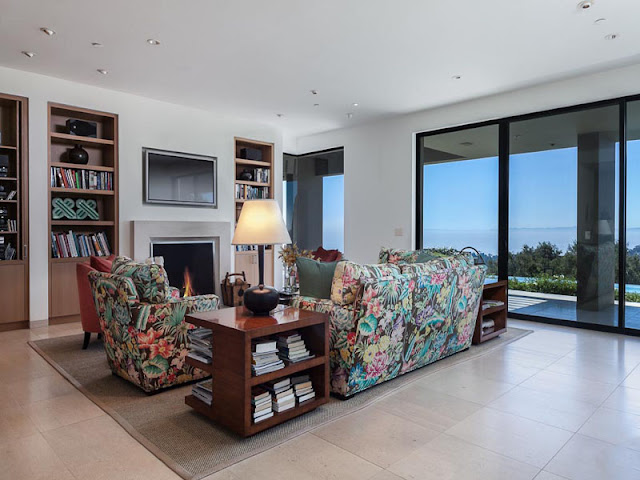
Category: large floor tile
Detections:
[
  {"x1": 0, "y1": 433, "x2": 75, "y2": 480},
  {"x1": 8, "y1": 373, "x2": 76, "y2": 405},
  {"x1": 417, "y1": 367, "x2": 515, "y2": 405},
  {"x1": 451, "y1": 353, "x2": 541, "y2": 384},
  {"x1": 578, "y1": 407, "x2": 640, "y2": 451},
  {"x1": 375, "y1": 382, "x2": 482, "y2": 432},
  {"x1": 546, "y1": 434, "x2": 640, "y2": 480},
  {"x1": 622, "y1": 365, "x2": 640, "y2": 389},
  {"x1": 496, "y1": 344, "x2": 562, "y2": 369},
  {"x1": 603, "y1": 386, "x2": 640, "y2": 416},
  {"x1": 519, "y1": 370, "x2": 617, "y2": 406},
  {"x1": 313, "y1": 406, "x2": 439, "y2": 468},
  {"x1": 488, "y1": 385, "x2": 597, "y2": 432},
  {"x1": 23, "y1": 391, "x2": 104, "y2": 432},
  {"x1": 43, "y1": 415, "x2": 179, "y2": 480},
  {"x1": 545, "y1": 354, "x2": 635, "y2": 385},
  {"x1": 0, "y1": 406, "x2": 39, "y2": 443},
  {"x1": 445, "y1": 408, "x2": 572, "y2": 468},
  {"x1": 224, "y1": 433, "x2": 382, "y2": 480},
  {"x1": 388, "y1": 434, "x2": 539, "y2": 480},
  {"x1": 534, "y1": 472, "x2": 568, "y2": 480}
]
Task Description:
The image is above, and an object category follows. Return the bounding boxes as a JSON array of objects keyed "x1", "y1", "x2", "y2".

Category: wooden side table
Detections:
[
  {"x1": 184, "y1": 306, "x2": 329, "y2": 437},
  {"x1": 472, "y1": 280, "x2": 508, "y2": 344}
]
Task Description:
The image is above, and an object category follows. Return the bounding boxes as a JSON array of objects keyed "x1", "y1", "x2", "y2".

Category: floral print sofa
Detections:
[
  {"x1": 88, "y1": 256, "x2": 219, "y2": 393},
  {"x1": 292, "y1": 249, "x2": 486, "y2": 397}
]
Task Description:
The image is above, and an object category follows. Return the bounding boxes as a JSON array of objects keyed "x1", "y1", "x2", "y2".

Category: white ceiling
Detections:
[{"x1": 1, "y1": 0, "x2": 640, "y2": 137}]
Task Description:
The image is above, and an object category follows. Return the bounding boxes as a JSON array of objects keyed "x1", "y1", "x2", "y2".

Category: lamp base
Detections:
[{"x1": 243, "y1": 284, "x2": 280, "y2": 315}]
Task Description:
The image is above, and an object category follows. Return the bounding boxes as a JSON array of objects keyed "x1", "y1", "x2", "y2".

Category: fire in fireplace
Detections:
[{"x1": 151, "y1": 240, "x2": 215, "y2": 296}]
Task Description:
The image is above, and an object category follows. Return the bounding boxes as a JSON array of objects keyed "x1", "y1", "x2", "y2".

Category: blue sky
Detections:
[{"x1": 423, "y1": 140, "x2": 640, "y2": 255}]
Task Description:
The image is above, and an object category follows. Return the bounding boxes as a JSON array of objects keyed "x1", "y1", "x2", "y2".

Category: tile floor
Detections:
[{"x1": 3, "y1": 320, "x2": 640, "y2": 479}]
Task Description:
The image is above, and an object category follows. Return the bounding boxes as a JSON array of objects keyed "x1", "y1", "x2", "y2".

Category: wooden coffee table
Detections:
[{"x1": 184, "y1": 306, "x2": 329, "y2": 437}]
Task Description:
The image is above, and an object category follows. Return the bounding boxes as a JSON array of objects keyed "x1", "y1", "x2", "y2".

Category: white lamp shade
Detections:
[{"x1": 232, "y1": 199, "x2": 292, "y2": 246}]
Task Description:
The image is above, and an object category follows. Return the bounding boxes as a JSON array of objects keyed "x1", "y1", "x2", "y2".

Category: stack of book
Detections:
[
  {"x1": 292, "y1": 374, "x2": 316, "y2": 404},
  {"x1": 51, "y1": 230, "x2": 112, "y2": 258},
  {"x1": 192, "y1": 379, "x2": 212, "y2": 406},
  {"x1": 252, "y1": 388, "x2": 273, "y2": 423},
  {"x1": 50, "y1": 166, "x2": 114, "y2": 191},
  {"x1": 482, "y1": 318, "x2": 495, "y2": 335},
  {"x1": 252, "y1": 339, "x2": 284, "y2": 376},
  {"x1": 482, "y1": 299, "x2": 504, "y2": 310},
  {"x1": 187, "y1": 328, "x2": 212, "y2": 364},
  {"x1": 276, "y1": 332, "x2": 315, "y2": 363},
  {"x1": 266, "y1": 378, "x2": 295, "y2": 413}
]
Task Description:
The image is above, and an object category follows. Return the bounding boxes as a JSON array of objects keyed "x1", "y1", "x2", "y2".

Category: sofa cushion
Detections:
[
  {"x1": 90, "y1": 254, "x2": 115, "y2": 273},
  {"x1": 330, "y1": 261, "x2": 401, "y2": 305},
  {"x1": 111, "y1": 256, "x2": 170, "y2": 303},
  {"x1": 297, "y1": 257, "x2": 338, "y2": 299}
]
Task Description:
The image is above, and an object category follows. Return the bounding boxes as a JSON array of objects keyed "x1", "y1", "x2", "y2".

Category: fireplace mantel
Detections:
[{"x1": 131, "y1": 221, "x2": 232, "y2": 297}]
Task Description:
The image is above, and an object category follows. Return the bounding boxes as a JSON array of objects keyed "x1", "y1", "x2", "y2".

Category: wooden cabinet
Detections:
[
  {"x1": 472, "y1": 280, "x2": 508, "y2": 344},
  {"x1": 235, "y1": 249, "x2": 274, "y2": 287},
  {"x1": 0, "y1": 93, "x2": 29, "y2": 331}
]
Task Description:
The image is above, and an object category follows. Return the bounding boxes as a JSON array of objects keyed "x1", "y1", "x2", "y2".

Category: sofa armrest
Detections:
[
  {"x1": 168, "y1": 286, "x2": 181, "y2": 299},
  {"x1": 130, "y1": 294, "x2": 220, "y2": 331}
]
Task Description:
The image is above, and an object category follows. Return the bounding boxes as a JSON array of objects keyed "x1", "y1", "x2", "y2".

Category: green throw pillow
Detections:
[{"x1": 296, "y1": 257, "x2": 338, "y2": 300}]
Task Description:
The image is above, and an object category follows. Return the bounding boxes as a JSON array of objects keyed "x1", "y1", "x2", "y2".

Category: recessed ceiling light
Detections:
[
  {"x1": 146, "y1": 39, "x2": 160, "y2": 46},
  {"x1": 313, "y1": 103, "x2": 320, "y2": 107},
  {"x1": 346, "y1": 113, "x2": 353, "y2": 119},
  {"x1": 578, "y1": 1, "x2": 594, "y2": 10},
  {"x1": 594, "y1": 18, "x2": 606, "y2": 25},
  {"x1": 452, "y1": 75, "x2": 462, "y2": 80},
  {"x1": 352, "y1": 103, "x2": 359, "y2": 107},
  {"x1": 460, "y1": 141, "x2": 473, "y2": 146},
  {"x1": 40, "y1": 27, "x2": 56, "y2": 36},
  {"x1": 97, "y1": 69, "x2": 108, "y2": 75},
  {"x1": 91, "y1": 42, "x2": 103, "y2": 48},
  {"x1": 21, "y1": 51, "x2": 35, "y2": 58},
  {"x1": 310, "y1": 90, "x2": 318, "y2": 95},
  {"x1": 276, "y1": 113, "x2": 284, "y2": 118},
  {"x1": 605, "y1": 33, "x2": 620, "y2": 40}
]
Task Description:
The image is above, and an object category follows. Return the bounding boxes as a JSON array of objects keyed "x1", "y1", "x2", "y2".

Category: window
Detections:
[{"x1": 283, "y1": 148, "x2": 344, "y2": 252}]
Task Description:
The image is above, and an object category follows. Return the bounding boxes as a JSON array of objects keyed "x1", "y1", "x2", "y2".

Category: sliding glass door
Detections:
[
  {"x1": 626, "y1": 101, "x2": 640, "y2": 330},
  {"x1": 508, "y1": 106, "x2": 620, "y2": 327},
  {"x1": 419, "y1": 125, "x2": 499, "y2": 276}
]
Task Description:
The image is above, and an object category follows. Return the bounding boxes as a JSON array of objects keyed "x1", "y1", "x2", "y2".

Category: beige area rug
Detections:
[{"x1": 30, "y1": 327, "x2": 531, "y2": 480}]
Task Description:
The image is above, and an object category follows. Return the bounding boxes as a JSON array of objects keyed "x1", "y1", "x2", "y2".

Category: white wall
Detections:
[
  {"x1": 0, "y1": 66, "x2": 283, "y2": 323},
  {"x1": 295, "y1": 63, "x2": 640, "y2": 265}
]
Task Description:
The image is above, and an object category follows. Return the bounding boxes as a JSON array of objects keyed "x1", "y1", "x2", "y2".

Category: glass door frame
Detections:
[{"x1": 415, "y1": 94, "x2": 640, "y2": 336}]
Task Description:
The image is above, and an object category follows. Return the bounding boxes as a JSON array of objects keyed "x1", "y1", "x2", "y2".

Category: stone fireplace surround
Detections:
[{"x1": 131, "y1": 221, "x2": 232, "y2": 297}]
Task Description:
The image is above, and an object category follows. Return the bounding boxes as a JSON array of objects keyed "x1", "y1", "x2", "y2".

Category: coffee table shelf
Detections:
[{"x1": 185, "y1": 306, "x2": 329, "y2": 437}]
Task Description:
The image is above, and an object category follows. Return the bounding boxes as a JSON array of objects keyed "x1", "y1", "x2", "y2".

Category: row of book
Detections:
[
  {"x1": 51, "y1": 230, "x2": 112, "y2": 258},
  {"x1": 50, "y1": 166, "x2": 114, "y2": 191},
  {"x1": 192, "y1": 379, "x2": 212, "y2": 406},
  {"x1": 235, "y1": 184, "x2": 269, "y2": 200},
  {"x1": 252, "y1": 374, "x2": 316, "y2": 423},
  {"x1": 252, "y1": 332, "x2": 315, "y2": 377},
  {"x1": 238, "y1": 168, "x2": 269, "y2": 184},
  {"x1": 187, "y1": 328, "x2": 213, "y2": 364},
  {"x1": 0, "y1": 219, "x2": 17, "y2": 232}
]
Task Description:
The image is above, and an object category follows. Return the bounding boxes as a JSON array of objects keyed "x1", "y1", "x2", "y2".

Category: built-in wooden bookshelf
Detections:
[
  {"x1": 48, "y1": 103, "x2": 119, "y2": 324},
  {"x1": 234, "y1": 137, "x2": 275, "y2": 287},
  {"x1": 0, "y1": 93, "x2": 29, "y2": 331}
]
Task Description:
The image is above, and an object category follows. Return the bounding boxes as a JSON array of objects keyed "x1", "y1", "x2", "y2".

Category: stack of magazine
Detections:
[
  {"x1": 251, "y1": 338, "x2": 284, "y2": 376},
  {"x1": 292, "y1": 374, "x2": 315, "y2": 404},
  {"x1": 276, "y1": 332, "x2": 315, "y2": 363},
  {"x1": 192, "y1": 379, "x2": 212, "y2": 406},
  {"x1": 187, "y1": 328, "x2": 212, "y2": 364},
  {"x1": 266, "y1": 378, "x2": 295, "y2": 413},
  {"x1": 252, "y1": 387, "x2": 273, "y2": 423}
]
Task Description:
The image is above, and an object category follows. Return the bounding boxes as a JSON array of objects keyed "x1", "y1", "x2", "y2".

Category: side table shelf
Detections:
[
  {"x1": 184, "y1": 306, "x2": 329, "y2": 437},
  {"x1": 473, "y1": 280, "x2": 508, "y2": 344}
]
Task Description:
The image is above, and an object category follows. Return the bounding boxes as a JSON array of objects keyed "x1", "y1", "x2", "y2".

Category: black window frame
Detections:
[{"x1": 415, "y1": 93, "x2": 640, "y2": 336}]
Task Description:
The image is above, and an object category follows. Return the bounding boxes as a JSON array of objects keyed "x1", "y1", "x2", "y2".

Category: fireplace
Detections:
[{"x1": 151, "y1": 240, "x2": 215, "y2": 296}]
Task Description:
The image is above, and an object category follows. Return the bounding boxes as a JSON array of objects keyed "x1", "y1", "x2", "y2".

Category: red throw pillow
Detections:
[
  {"x1": 312, "y1": 246, "x2": 343, "y2": 263},
  {"x1": 90, "y1": 254, "x2": 116, "y2": 273}
]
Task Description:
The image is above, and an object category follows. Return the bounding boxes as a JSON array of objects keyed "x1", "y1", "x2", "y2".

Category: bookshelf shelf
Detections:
[
  {"x1": 185, "y1": 306, "x2": 329, "y2": 437},
  {"x1": 48, "y1": 102, "x2": 119, "y2": 324},
  {"x1": 0, "y1": 92, "x2": 29, "y2": 331},
  {"x1": 235, "y1": 158, "x2": 271, "y2": 167}
]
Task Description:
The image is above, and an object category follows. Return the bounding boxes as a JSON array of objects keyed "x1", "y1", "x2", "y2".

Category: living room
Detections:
[{"x1": 2, "y1": 1, "x2": 640, "y2": 479}]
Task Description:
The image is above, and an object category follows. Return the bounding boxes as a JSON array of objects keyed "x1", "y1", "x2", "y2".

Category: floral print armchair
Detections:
[
  {"x1": 292, "y1": 254, "x2": 486, "y2": 397},
  {"x1": 88, "y1": 270, "x2": 219, "y2": 393}
]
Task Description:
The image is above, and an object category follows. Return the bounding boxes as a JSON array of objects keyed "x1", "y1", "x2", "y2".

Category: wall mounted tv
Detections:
[{"x1": 143, "y1": 148, "x2": 217, "y2": 208}]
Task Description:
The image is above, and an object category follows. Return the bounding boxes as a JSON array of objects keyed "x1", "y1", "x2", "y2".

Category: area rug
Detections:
[{"x1": 29, "y1": 327, "x2": 531, "y2": 479}]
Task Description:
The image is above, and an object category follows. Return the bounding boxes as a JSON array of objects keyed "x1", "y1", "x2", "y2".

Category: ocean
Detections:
[{"x1": 423, "y1": 227, "x2": 640, "y2": 256}]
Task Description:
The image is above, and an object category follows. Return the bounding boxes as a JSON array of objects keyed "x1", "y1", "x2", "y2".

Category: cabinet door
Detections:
[
  {"x1": 50, "y1": 261, "x2": 81, "y2": 318},
  {"x1": 0, "y1": 264, "x2": 27, "y2": 324},
  {"x1": 235, "y1": 252, "x2": 259, "y2": 287}
]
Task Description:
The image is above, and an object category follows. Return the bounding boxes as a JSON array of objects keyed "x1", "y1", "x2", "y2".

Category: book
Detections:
[
  {"x1": 187, "y1": 352, "x2": 212, "y2": 365},
  {"x1": 254, "y1": 411, "x2": 273, "y2": 423},
  {"x1": 294, "y1": 381, "x2": 312, "y2": 392},
  {"x1": 295, "y1": 386, "x2": 314, "y2": 397},
  {"x1": 252, "y1": 388, "x2": 271, "y2": 404},
  {"x1": 273, "y1": 393, "x2": 294, "y2": 405},
  {"x1": 274, "y1": 388, "x2": 293, "y2": 401},
  {"x1": 273, "y1": 400, "x2": 295, "y2": 413},
  {"x1": 253, "y1": 339, "x2": 277, "y2": 353},
  {"x1": 291, "y1": 374, "x2": 310, "y2": 385},
  {"x1": 265, "y1": 378, "x2": 291, "y2": 392},
  {"x1": 297, "y1": 391, "x2": 316, "y2": 403}
]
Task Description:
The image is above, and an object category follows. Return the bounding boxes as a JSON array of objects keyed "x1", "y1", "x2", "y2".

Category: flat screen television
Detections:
[{"x1": 143, "y1": 148, "x2": 217, "y2": 207}]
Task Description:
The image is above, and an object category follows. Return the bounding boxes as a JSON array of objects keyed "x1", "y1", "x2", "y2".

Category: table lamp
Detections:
[{"x1": 232, "y1": 199, "x2": 291, "y2": 315}]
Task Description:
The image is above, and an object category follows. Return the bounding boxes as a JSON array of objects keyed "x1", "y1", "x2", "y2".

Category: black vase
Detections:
[
  {"x1": 67, "y1": 144, "x2": 89, "y2": 164},
  {"x1": 239, "y1": 169, "x2": 253, "y2": 181}
]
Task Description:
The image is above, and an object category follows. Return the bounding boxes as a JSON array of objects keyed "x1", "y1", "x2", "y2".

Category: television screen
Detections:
[{"x1": 144, "y1": 148, "x2": 217, "y2": 207}]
